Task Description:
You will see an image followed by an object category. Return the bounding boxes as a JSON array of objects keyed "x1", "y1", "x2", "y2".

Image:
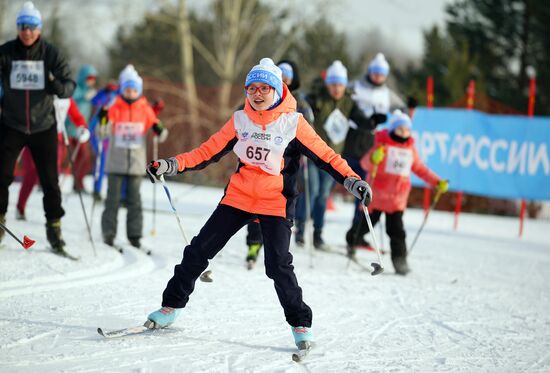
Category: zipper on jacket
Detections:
[
  {"x1": 128, "y1": 102, "x2": 132, "y2": 174},
  {"x1": 25, "y1": 49, "x2": 31, "y2": 134}
]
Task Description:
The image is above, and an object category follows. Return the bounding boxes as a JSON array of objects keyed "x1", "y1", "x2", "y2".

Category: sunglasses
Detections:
[{"x1": 17, "y1": 24, "x2": 39, "y2": 31}]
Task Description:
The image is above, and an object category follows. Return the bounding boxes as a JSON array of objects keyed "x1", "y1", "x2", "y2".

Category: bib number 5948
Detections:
[{"x1": 246, "y1": 146, "x2": 270, "y2": 161}]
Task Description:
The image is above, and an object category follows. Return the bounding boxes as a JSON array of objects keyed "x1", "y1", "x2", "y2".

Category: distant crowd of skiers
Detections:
[
  {"x1": 1, "y1": 1, "x2": 450, "y2": 351},
  {"x1": 0, "y1": 2, "x2": 449, "y2": 274}
]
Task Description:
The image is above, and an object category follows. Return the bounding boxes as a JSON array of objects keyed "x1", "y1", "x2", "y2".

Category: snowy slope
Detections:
[{"x1": 1, "y1": 177, "x2": 549, "y2": 372}]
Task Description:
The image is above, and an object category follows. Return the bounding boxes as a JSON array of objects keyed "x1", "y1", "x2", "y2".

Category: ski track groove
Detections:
[
  {"x1": 0, "y1": 329, "x2": 60, "y2": 349},
  {"x1": 370, "y1": 313, "x2": 423, "y2": 344},
  {"x1": 0, "y1": 248, "x2": 155, "y2": 298}
]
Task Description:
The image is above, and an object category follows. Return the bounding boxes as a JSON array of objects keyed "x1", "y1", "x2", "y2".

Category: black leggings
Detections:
[{"x1": 350, "y1": 209, "x2": 407, "y2": 258}]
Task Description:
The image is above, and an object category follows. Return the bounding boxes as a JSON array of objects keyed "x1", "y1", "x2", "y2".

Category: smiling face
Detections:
[{"x1": 246, "y1": 83, "x2": 275, "y2": 111}]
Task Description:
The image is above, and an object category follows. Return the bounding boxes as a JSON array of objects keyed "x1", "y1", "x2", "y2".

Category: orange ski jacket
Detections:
[{"x1": 174, "y1": 85, "x2": 359, "y2": 218}]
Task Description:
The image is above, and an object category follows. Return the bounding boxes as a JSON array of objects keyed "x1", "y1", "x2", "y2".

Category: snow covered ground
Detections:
[{"x1": 1, "y1": 177, "x2": 549, "y2": 372}]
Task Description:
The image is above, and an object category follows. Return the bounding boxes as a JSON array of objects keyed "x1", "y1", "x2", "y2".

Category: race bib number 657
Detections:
[{"x1": 10, "y1": 60, "x2": 45, "y2": 90}]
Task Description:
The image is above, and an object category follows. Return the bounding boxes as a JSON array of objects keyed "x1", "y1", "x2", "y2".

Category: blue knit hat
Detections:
[
  {"x1": 368, "y1": 53, "x2": 390, "y2": 76},
  {"x1": 245, "y1": 58, "x2": 283, "y2": 97},
  {"x1": 16, "y1": 2, "x2": 42, "y2": 29},
  {"x1": 278, "y1": 62, "x2": 294, "y2": 81},
  {"x1": 119, "y1": 65, "x2": 143, "y2": 96},
  {"x1": 388, "y1": 110, "x2": 412, "y2": 132},
  {"x1": 325, "y1": 60, "x2": 348, "y2": 85}
]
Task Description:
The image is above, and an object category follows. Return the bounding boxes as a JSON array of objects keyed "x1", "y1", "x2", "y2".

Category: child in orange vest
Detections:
[
  {"x1": 145, "y1": 58, "x2": 372, "y2": 351},
  {"x1": 99, "y1": 65, "x2": 167, "y2": 250},
  {"x1": 347, "y1": 110, "x2": 448, "y2": 275}
]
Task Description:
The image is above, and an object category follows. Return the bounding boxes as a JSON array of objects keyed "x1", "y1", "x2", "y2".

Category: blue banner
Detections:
[{"x1": 409, "y1": 107, "x2": 550, "y2": 200}]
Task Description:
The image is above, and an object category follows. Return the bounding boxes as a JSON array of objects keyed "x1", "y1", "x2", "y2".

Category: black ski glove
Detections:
[
  {"x1": 146, "y1": 158, "x2": 179, "y2": 183},
  {"x1": 370, "y1": 113, "x2": 388, "y2": 126},
  {"x1": 344, "y1": 177, "x2": 373, "y2": 206}
]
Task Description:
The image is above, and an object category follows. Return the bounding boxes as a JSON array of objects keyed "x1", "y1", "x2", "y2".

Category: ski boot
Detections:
[
  {"x1": 313, "y1": 230, "x2": 330, "y2": 251},
  {"x1": 145, "y1": 306, "x2": 181, "y2": 329},
  {"x1": 0, "y1": 214, "x2": 5, "y2": 242},
  {"x1": 103, "y1": 236, "x2": 115, "y2": 247},
  {"x1": 392, "y1": 256, "x2": 410, "y2": 276},
  {"x1": 16, "y1": 208, "x2": 26, "y2": 221},
  {"x1": 292, "y1": 326, "x2": 313, "y2": 349},
  {"x1": 129, "y1": 237, "x2": 141, "y2": 248},
  {"x1": 246, "y1": 243, "x2": 262, "y2": 270},
  {"x1": 46, "y1": 219, "x2": 66, "y2": 254}
]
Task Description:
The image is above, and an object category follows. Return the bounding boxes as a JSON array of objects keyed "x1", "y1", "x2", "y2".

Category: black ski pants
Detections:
[
  {"x1": 0, "y1": 125, "x2": 64, "y2": 220},
  {"x1": 246, "y1": 220, "x2": 263, "y2": 246},
  {"x1": 162, "y1": 204, "x2": 313, "y2": 327},
  {"x1": 348, "y1": 209, "x2": 407, "y2": 259}
]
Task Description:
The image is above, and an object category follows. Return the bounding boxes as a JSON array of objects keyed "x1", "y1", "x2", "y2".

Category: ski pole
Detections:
[
  {"x1": 61, "y1": 128, "x2": 97, "y2": 256},
  {"x1": 151, "y1": 136, "x2": 159, "y2": 236},
  {"x1": 60, "y1": 140, "x2": 81, "y2": 190},
  {"x1": 408, "y1": 189, "x2": 443, "y2": 255},
  {"x1": 361, "y1": 204, "x2": 384, "y2": 276},
  {"x1": 157, "y1": 174, "x2": 212, "y2": 282},
  {"x1": 0, "y1": 222, "x2": 35, "y2": 249},
  {"x1": 349, "y1": 162, "x2": 380, "y2": 259},
  {"x1": 89, "y1": 139, "x2": 103, "y2": 230},
  {"x1": 158, "y1": 175, "x2": 189, "y2": 245},
  {"x1": 302, "y1": 157, "x2": 314, "y2": 268}
]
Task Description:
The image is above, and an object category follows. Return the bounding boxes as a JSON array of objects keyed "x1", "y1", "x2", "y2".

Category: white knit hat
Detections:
[
  {"x1": 16, "y1": 2, "x2": 42, "y2": 29},
  {"x1": 368, "y1": 53, "x2": 390, "y2": 76},
  {"x1": 245, "y1": 58, "x2": 283, "y2": 97},
  {"x1": 119, "y1": 65, "x2": 143, "y2": 95},
  {"x1": 325, "y1": 60, "x2": 348, "y2": 85}
]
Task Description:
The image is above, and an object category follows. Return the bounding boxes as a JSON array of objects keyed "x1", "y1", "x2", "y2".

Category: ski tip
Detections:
[{"x1": 97, "y1": 327, "x2": 105, "y2": 337}]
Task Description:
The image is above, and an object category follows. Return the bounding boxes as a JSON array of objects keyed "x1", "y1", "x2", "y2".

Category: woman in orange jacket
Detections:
[
  {"x1": 346, "y1": 110, "x2": 448, "y2": 275},
  {"x1": 145, "y1": 58, "x2": 372, "y2": 350}
]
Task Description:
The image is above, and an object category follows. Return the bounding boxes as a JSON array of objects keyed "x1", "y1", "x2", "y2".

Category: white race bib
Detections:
[
  {"x1": 10, "y1": 60, "x2": 45, "y2": 90},
  {"x1": 323, "y1": 108, "x2": 349, "y2": 145},
  {"x1": 385, "y1": 146, "x2": 413, "y2": 176},
  {"x1": 233, "y1": 111, "x2": 299, "y2": 175},
  {"x1": 114, "y1": 122, "x2": 145, "y2": 149}
]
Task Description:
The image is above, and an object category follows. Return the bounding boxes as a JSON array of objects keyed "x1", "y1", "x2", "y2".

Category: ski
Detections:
[
  {"x1": 97, "y1": 325, "x2": 151, "y2": 338},
  {"x1": 132, "y1": 245, "x2": 152, "y2": 256},
  {"x1": 50, "y1": 248, "x2": 80, "y2": 261},
  {"x1": 292, "y1": 341, "x2": 312, "y2": 362},
  {"x1": 104, "y1": 243, "x2": 124, "y2": 254}
]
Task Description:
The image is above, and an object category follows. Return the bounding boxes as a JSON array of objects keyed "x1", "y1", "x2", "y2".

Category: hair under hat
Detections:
[
  {"x1": 368, "y1": 53, "x2": 390, "y2": 76},
  {"x1": 16, "y1": 2, "x2": 42, "y2": 29},
  {"x1": 325, "y1": 60, "x2": 348, "y2": 85},
  {"x1": 388, "y1": 110, "x2": 412, "y2": 133}
]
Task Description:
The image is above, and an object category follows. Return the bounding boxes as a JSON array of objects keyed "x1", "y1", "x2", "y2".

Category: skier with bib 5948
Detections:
[{"x1": 146, "y1": 58, "x2": 372, "y2": 354}]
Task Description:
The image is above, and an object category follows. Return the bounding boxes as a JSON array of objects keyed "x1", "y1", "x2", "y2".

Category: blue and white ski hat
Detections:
[
  {"x1": 368, "y1": 53, "x2": 390, "y2": 76},
  {"x1": 388, "y1": 110, "x2": 412, "y2": 132},
  {"x1": 325, "y1": 60, "x2": 348, "y2": 85},
  {"x1": 119, "y1": 64, "x2": 143, "y2": 96},
  {"x1": 16, "y1": 2, "x2": 42, "y2": 29},
  {"x1": 245, "y1": 58, "x2": 283, "y2": 97},
  {"x1": 278, "y1": 62, "x2": 294, "y2": 81}
]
